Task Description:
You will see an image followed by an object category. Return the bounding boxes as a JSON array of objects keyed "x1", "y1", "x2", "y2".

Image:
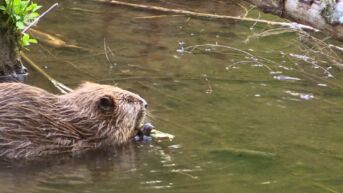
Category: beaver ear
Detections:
[{"x1": 98, "y1": 96, "x2": 115, "y2": 111}]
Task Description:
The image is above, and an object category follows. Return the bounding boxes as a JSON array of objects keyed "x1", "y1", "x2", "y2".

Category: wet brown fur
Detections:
[{"x1": 0, "y1": 82, "x2": 147, "y2": 159}]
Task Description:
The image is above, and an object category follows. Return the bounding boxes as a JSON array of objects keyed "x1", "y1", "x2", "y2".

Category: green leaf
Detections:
[
  {"x1": 32, "y1": 5, "x2": 42, "y2": 12},
  {"x1": 26, "y1": 3, "x2": 41, "y2": 12},
  {"x1": 15, "y1": 15, "x2": 21, "y2": 20},
  {"x1": 25, "y1": 12, "x2": 39, "y2": 20},
  {"x1": 16, "y1": 21, "x2": 25, "y2": 29},
  {"x1": 21, "y1": 33, "x2": 30, "y2": 47},
  {"x1": 28, "y1": 38, "x2": 37, "y2": 44},
  {"x1": 22, "y1": 33, "x2": 29, "y2": 41}
]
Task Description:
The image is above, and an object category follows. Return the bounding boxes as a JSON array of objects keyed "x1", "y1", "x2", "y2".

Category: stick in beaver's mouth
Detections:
[{"x1": 134, "y1": 122, "x2": 175, "y2": 142}]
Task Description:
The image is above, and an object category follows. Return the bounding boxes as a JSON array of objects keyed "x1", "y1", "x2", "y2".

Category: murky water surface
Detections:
[{"x1": 1, "y1": 0, "x2": 343, "y2": 192}]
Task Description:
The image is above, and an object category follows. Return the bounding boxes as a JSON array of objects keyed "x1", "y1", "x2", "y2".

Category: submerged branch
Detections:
[
  {"x1": 28, "y1": 29, "x2": 88, "y2": 51},
  {"x1": 99, "y1": 0, "x2": 316, "y2": 31}
]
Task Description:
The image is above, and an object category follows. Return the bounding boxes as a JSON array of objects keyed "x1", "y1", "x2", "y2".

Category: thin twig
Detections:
[
  {"x1": 329, "y1": 44, "x2": 343, "y2": 52},
  {"x1": 171, "y1": 170, "x2": 198, "y2": 179},
  {"x1": 22, "y1": 3, "x2": 59, "y2": 34},
  {"x1": 210, "y1": 147, "x2": 278, "y2": 159},
  {"x1": 103, "y1": 38, "x2": 116, "y2": 68},
  {"x1": 135, "y1": 15, "x2": 183, "y2": 19}
]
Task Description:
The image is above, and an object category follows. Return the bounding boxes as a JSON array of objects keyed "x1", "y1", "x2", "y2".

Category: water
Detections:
[{"x1": 2, "y1": 0, "x2": 343, "y2": 192}]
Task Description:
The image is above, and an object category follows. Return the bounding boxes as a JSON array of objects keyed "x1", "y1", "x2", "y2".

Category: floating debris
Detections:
[
  {"x1": 151, "y1": 129, "x2": 175, "y2": 141},
  {"x1": 284, "y1": 90, "x2": 314, "y2": 100},
  {"x1": 176, "y1": 41, "x2": 188, "y2": 53},
  {"x1": 260, "y1": 181, "x2": 278, "y2": 185},
  {"x1": 141, "y1": 180, "x2": 163, "y2": 185},
  {"x1": 270, "y1": 71, "x2": 283, "y2": 75},
  {"x1": 168, "y1": 144, "x2": 182, "y2": 149},
  {"x1": 273, "y1": 75, "x2": 301, "y2": 81},
  {"x1": 317, "y1": 83, "x2": 328, "y2": 87}
]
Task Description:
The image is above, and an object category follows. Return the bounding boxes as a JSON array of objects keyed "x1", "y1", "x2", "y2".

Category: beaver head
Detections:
[{"x1": 60, "y1": 82, "x2": 148, "y2": 146}]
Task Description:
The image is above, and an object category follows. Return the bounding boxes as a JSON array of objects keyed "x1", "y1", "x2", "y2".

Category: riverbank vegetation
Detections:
[{"x1": 0, "y1": 0, "x2": 40, "y2": 81}]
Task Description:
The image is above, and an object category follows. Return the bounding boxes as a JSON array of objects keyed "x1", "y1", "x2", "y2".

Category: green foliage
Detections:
[{"x1": 0, "y1": 0, "x2": 41, "y2": 47}]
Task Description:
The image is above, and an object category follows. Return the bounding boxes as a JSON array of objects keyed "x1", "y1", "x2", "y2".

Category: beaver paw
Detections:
[{"x1": 134, "y1": 123, "x2": 155, "y2": 142}]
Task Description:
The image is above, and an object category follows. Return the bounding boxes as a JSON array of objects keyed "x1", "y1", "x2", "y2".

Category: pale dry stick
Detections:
[
  {"x1": 329, "y1": 44, "x2": 343, "y2": 52},
  {"x1": 237, "y1": 3, "x2": 250, "y2": 17},
  {"x1": 20, "y1": 52, "x2": 73, "y2": 94},
  {"x1": 249, "y1": 11, "x2": 261, "y2": 30},
  {"x1": 244, "y1": 4, "x2": 257, "y2": 18},
  {"x1": 250, "y1": 28, "x2": 296, "y2": 38},
  {"x1": 101, "y1": 0, "x2": 317, "y2": 31},
  {"x1": 171, "y1": 170, "x2": 199, "y2": 180},
  {"x1": 244, "y1": 27, "x2": 294, "y2": 45},
  {"x1": 106, "y1": 44, "x2": 116, "y2": 62},
  {"x1": 135, "y1": 15, "x2": 183, "y2": 19}
]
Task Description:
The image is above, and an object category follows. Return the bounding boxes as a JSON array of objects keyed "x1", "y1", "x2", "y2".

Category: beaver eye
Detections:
[{"x1": 98, "y1": 96, "x2": 115, "y2": 111}]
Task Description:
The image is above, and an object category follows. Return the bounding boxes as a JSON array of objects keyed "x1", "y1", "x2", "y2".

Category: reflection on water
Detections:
[{"x1": 2, "y1": 0, "x2": 343, "y2": 193}]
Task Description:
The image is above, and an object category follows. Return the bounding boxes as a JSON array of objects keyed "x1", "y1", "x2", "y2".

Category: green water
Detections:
[{"x1": 2, "y1": 0, "x2": 343, "y2": 193}]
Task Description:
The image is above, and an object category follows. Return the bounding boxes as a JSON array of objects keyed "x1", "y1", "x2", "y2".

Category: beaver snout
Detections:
[{"x1": 142, "y1": 99, "x2": 148, "y2": 109}]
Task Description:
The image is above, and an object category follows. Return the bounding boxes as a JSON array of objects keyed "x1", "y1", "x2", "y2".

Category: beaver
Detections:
[{"x1": 0, "y1": 82, "x2": 148, "y2": 160}]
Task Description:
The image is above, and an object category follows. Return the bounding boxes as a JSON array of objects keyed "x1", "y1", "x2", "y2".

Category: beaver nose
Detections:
[{"x1": 142, "y1": 99, "x2": 148, "y2": 109}]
